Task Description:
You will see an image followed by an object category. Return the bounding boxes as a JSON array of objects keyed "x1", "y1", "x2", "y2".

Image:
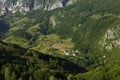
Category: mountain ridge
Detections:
[
  {"x1": 0, "y1": 0, "x2": 77, "y2": 16},
  {"x1": 0, "y1": 0, "x2": 120, "y2": 79}
]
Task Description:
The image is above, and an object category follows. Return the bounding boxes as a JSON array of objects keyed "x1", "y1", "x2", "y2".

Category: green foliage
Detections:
[
  {"x1": 34, "y1": 69, "x2": 67, "y2": 80},
  {"x1": 75, "y1": 63, "x2": 120, "y2": 80},
  {"x1": 1, "y1": 0, "x2": 120, "y2": 80},
  {"x1": 0, "y1": 41, "x2": 86, "y2": 80},
  {"x1": 0, "y1": 20, "x2": 9, "y2": 39}
]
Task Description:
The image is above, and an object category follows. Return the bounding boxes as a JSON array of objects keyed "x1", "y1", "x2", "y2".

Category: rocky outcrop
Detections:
[
  {"x1": 0, "y1": 0, "x2": 77, "y2": 16},
  {"x1": 100, "y1": 27, "x2": 120, "y2": 50}
]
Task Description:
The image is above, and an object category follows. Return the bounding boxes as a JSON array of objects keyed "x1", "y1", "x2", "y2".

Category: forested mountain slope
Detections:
[
  {"x1": 0, "y1": 0, "x2": 120, "y2": 80},
  {"x1": 1, "y1": 0, "x2": 120, "y2": 63},
  {"x1": 0, "y1": 20, "x2": 9, "y2": 38},
  {"x1": 0, "y1": 41, "x2": 86, "y2": 80}
]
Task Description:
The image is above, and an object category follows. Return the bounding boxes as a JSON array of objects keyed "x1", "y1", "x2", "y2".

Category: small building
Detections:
[
  {"x1": 75, "y1": 50, "x2": 78, "y2": 53},
  {"x1": 64, "y1": 50, "x2": 77, "y2": 56},
  {"x1": 73, "y1": 53, "x2": 76, "y2": 56},
  {"x1": 64, "y1": 50, "x2": 72, "y2": 55}
]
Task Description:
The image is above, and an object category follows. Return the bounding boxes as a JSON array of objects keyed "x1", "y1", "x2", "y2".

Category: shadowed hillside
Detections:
[
  {"x1": 0, "y1": 20, "x2": 9, "y2": 38},
  {"x1": 0, "y1": 0, "x2": 120, "y2": 80},
  {"x1": 0, "y1": 41, "x2": 86, "y2": 80}
]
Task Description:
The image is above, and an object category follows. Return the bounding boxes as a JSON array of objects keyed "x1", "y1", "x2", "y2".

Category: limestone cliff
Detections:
[{"x1": 0, "y1": 0, "x2": 77, "y2": 16}]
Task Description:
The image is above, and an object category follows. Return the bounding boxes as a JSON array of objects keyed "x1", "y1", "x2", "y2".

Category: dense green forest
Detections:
[
  {"x1": 0, "y1": 41, "x2": 86, "y2": 80},
  {"x1": 0, "y1": 0, "x2": 120, "y2": 80},
  {"x1": 0, "y1": 41, "x2": 120, "y2": 80}
]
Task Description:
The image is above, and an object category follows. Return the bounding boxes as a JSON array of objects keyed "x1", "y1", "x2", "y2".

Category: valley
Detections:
[{"x1": 0, "y1": 0, "x2": 120, "y2": 80}]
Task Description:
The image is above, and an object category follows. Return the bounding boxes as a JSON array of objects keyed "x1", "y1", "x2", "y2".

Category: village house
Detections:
[
  {"x1": 64, "y1": 50, "x2": 78, "y2": 56},
  {"x1": 64, "y1": 50, "x2": 72, "y2": 55}
]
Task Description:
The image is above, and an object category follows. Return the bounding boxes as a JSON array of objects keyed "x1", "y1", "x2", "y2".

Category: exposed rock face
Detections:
[
  {"x1": 0, "y1": 0, "x2": 77, "y2": 16},
  {"x1": 100, "y1": 26, "x2": 120, "y2": 50}
]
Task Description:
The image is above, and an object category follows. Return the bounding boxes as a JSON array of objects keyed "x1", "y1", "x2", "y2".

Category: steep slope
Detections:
[
  {"x1": 71, "y1": 63, "x2": 120, "y2": 80},
  {"x1": 1, "y1": 0, "x2": 120, "y2": 71},
  {"x1": 0, "y1": 0, "x2": 77, "y2": 16},
  {"x1": 0, "y1": 0, "x2": 120, "y2": 80},
  {"x1": 0, "y1": 20, "x2": 9, "y2": 38},
  {"x1": 0, "y1": 41, "x2": 86, "y2": 80}
]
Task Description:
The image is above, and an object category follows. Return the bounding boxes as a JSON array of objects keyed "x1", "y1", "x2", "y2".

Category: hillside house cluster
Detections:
[{"x1": 64, "y1": 50, "x2": 78, "y2": 56}]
